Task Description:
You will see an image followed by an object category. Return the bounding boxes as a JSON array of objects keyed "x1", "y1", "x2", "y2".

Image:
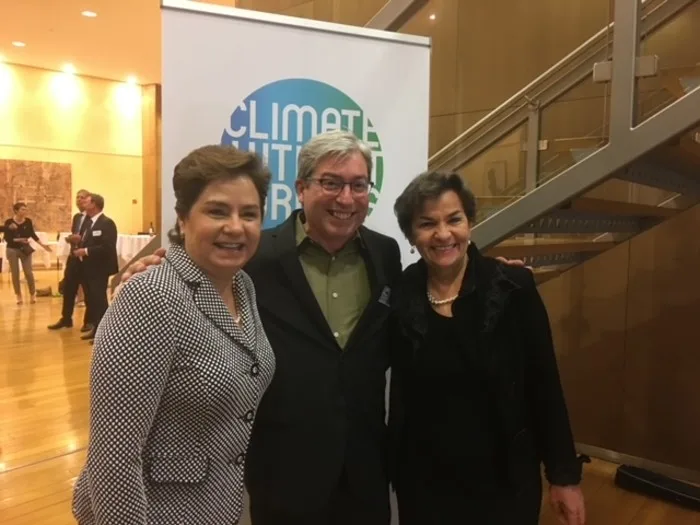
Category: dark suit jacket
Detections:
[
  {"x1": 244, "y1": 210, "x2": 402, "y2": 513},
  {"x1": 388, "y1": 243, "x2": 582, "y2": 493},
  {"x1": 71, "y1": 212, "x2": 84, "y2": 235},
  {"x1": 64, "y1": 213, "x2": 85, "y2": 268},
  {"x1": 80, "y1": 214, "x2": 119, "y2": 276}
]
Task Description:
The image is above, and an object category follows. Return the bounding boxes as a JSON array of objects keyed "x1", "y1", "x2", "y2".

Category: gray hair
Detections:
[{"x1": 297, "y1": 130, "x2": 373, "y2": 183}]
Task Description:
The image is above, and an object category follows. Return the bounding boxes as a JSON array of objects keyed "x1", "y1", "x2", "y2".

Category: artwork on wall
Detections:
[{"x1": 0, "y1": 159, "x2": 72, "y2": 232}]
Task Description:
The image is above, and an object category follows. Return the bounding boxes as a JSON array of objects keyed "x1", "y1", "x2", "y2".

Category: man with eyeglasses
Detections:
[{"x1": 241, "y1": 130, "x2": 400, "y2": 525}]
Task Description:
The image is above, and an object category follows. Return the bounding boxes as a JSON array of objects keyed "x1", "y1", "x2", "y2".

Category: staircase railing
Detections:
[
  {"x1": 468, "y1": 0, "x2": 700, "y2": 250},
  {"x1": 428, "y1": 0, "x2": 697, "y2": 176}
]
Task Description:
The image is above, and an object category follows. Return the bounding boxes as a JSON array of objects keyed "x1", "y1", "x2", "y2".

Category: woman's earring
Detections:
[{"x1": 410, "y1": 246, "x2": 415, "y2": 254}]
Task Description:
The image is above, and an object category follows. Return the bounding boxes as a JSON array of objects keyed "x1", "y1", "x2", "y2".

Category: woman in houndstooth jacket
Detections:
[{"x1": 72, "y1": 145, "x2": 276, "y2": 525}]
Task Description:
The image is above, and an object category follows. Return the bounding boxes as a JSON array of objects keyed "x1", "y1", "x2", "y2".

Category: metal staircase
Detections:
[{"x1": 428, "y1": 0, "x2": 700, "y2": 284}]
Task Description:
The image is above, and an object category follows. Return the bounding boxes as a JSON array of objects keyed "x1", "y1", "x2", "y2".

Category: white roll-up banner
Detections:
[{"x1": 161, "y1": 0, "x2": 431, "y2": 265}]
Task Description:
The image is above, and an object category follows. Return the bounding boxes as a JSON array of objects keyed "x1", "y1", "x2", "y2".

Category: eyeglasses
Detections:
[{"x1": 311, "y1": 177, "x2": 374, "y2": 195}]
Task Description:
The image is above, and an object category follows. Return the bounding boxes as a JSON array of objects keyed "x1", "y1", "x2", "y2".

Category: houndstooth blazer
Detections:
[{"x1": 72, "y1": 243, "x2": 276, "y2": 524}]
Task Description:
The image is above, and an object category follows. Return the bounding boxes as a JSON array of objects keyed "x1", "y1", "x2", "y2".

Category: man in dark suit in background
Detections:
[
  {"x1": 72, "y1": 193, "x2": 119, "y2": 342},
  {"x1": 49, "y1": 188, "x2": 92, "y2": 331}
]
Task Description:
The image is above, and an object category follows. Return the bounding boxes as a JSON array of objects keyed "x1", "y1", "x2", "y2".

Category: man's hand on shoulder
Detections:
[
  {"x1": 121, "y1": 247, "x2": 166, "y2": 283},
  {"x1": 495, "y1": 256, "x2": 533, "y2": 272}
]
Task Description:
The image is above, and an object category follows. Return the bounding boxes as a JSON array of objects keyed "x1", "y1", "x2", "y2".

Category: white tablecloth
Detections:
[{"x1": 0, "y1": 233, "x2": 154, "y2": 273}]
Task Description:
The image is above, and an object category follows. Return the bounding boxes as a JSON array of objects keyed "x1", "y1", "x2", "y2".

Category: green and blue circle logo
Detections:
[{"x1": 221, "y1": 78, "x2": 384, "y2": 229}]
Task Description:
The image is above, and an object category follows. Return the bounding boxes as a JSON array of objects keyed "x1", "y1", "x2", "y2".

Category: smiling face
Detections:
[
  {"x1": 179, "y1": 176, "x2": 262, "y2": 282},
  {"x1": 295, "y1": 151, "x2": 370, "y2": 253},
  {"x1": 411, "y1": 190, "x2": 471, "y2": 271}
]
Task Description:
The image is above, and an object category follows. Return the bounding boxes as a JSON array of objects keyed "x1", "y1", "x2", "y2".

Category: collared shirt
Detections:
[
  {"x1": 83, "y1": 211, "x2": 104, "y2": 257},
  {"x1": 295, "y1": 213, "x2": 370, "y2": 349},
  {"x1": 90, "y1": 211, "x2": 103, "y2": 225}
]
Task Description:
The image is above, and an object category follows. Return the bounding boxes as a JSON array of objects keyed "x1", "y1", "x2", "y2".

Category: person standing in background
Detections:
[
  {"x1": 49, "y1": 189, "x2": 93, "y2": 332},
  {"x1": 73, "y1": 193, "x2": 118, "y2": 342},
  {"x1": 4, "y1": 202, "x2": 52, "y2": 305}
]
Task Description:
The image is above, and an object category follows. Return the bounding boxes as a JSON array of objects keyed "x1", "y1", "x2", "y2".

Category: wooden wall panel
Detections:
[
  {"x1": 563, "y1": 245, "x2": 630, "y2": 451},
  {"x1": 541, "y1": 202, "x2": 700, "y2": 472},
  {"x1": 454, "y1": 0, "x2": 610, "y2": 117},
  {"x1": 141, "y1": 84, "x2": 161, "y2": 234},
  {"x1": 280, "y1": 1, "x2": 314, "y2": 18},
  {"x1": 239, "y1": 0, "x2": 386, "y2": 24},
  {"x1": 622, "y1": 204, "x2": 700, "y2": 471},
  {"x1": 332, "y1": 0, "x2": 388, "y2": 26},
  {"x1": 400, "y1": 0, "x2": 459, "y2": 119}
]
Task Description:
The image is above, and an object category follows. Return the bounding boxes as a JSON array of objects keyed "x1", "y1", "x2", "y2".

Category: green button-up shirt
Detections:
[{"x1": 295, "y1": 214, "x2": 371, "y2": 349}]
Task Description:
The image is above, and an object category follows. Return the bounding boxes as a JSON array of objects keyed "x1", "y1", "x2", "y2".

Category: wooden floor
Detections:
[{"x1": 1, "y1": 270, "x2": 699, "y2": 524}]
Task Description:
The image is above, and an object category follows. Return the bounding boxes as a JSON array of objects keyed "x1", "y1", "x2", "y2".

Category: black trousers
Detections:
[
  {"x1": 82, "y1": 272, "x2": 109, "y2": 332},
  {"x1": 249, "y1": 468, "x2": 390, "y2": 525},
  {"x1": 61, "y1": 258, "x2": 90, "y2": 325}
]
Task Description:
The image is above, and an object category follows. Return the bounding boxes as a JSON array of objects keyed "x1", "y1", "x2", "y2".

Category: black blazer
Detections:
[
  {"x1": 80, "y1": 214, "x2": 119, "y2": 276},
  {"x1": 244, "y1": 210, "x2": 402, "y2": 513},
  {"x1": 388, "y1": 243, "x2": 582, "y2": 491},
  {"x1": 71, "y1": 212, "x2": 83, "y2": 234}
]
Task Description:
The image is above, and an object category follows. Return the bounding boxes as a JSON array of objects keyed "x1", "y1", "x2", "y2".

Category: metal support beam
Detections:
[
  {"x1": 365, "y1": 0, "x2": 429, "y2": 31},
  {"x1": 609, "y1": 0, "x2": 641, "y2": 141},
  {"x1": 617, "y1": 161, "x2": 700, "y2": 196},
  {"x1": 472, "y1": 85, "x2": 700, "y2": 250},
  {"x1": 525, "y1": 105, "x2": 541, "y2": 192}
]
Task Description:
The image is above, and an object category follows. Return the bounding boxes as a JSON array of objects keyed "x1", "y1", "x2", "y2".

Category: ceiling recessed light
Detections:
[
  {"x1": 127, "y1": 75, "x2": 138, "y2": 85},
  {"x1": 429, "y1": 13, "x2": 436, "y2": 20},
  {"x1": 81, "y1": 10, "x2": 97, "y2": 18},
  {"x1": 12, "y1": 41, "x2": 26, "y2": 47},
  {"x1": 63, "y1": 63, "x2": 76, "y2": 74}
]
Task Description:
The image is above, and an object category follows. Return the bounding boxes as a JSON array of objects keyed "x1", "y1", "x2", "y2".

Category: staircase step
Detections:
[
  {"x1": 564, "y1": 197, "x2": 677, "y2": 218},
  {"x1": 517, "y1": 197, "x2": 675, "y2": 235},
  {"x1": 533, "y1": 267, "x2": 566, "y2": 284},
  {"x1": 487, "y1": 239, "x2": 616, "y2": 267}
]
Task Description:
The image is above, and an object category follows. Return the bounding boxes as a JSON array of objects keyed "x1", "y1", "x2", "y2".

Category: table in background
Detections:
[{"x1": 0, "y1": 233, "x2": 155, "y2": 273}]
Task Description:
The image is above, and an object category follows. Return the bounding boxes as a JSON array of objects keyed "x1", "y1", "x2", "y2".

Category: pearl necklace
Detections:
[{"x1": 427, "y1": 291, "x2": 459, "y2": 305}]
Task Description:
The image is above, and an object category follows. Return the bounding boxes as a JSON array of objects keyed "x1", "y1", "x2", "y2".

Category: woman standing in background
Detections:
[{"x1": 3, "y1": 202, "x2": 52, "y2": 304}]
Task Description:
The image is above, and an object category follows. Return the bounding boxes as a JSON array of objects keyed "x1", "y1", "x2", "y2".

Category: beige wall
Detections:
[{"x1": 0, "y1": 62, "x2": 144, "y2": 234}]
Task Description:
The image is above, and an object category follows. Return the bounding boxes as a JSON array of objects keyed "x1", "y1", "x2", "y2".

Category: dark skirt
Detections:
[{"x1": 395, "y1": 472, "x2": 542, "y2": 525}]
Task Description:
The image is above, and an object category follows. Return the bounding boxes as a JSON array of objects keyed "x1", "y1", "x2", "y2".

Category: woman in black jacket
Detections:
[
  {"x1": 4, "y1": 202, "x2": 52, "y2": 304},
  {"x1": 388, "y1": 172, "x2": 585, "y2": 525}
]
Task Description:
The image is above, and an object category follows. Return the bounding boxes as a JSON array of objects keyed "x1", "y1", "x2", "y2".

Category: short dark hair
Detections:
[
  {"x1": 169, "y1": 145, "x2": 271, "y2": 244},
  {"x1": 88, "y1": 193, "x2": 105, "y2": 211},
  {"x1": 13, "y1": 202, "x2": 27, "y2": 213},
  {"x1": 393, "y1": 171, "x2": 477, "y2": 242}
]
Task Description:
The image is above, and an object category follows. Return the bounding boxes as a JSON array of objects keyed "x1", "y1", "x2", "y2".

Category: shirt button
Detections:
[
  {"x1": 332, "y1": 292, "x2": 338, "y2": 299},
  {"x1": 333, "y1": 332, "x2": 340, "y2": 338},
  {"x1": 244, "y1": 409, "x2": 255, "y2": 422},
  {"x1": 250, "y1": 363, "x2": 260, "y2": 376}
]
